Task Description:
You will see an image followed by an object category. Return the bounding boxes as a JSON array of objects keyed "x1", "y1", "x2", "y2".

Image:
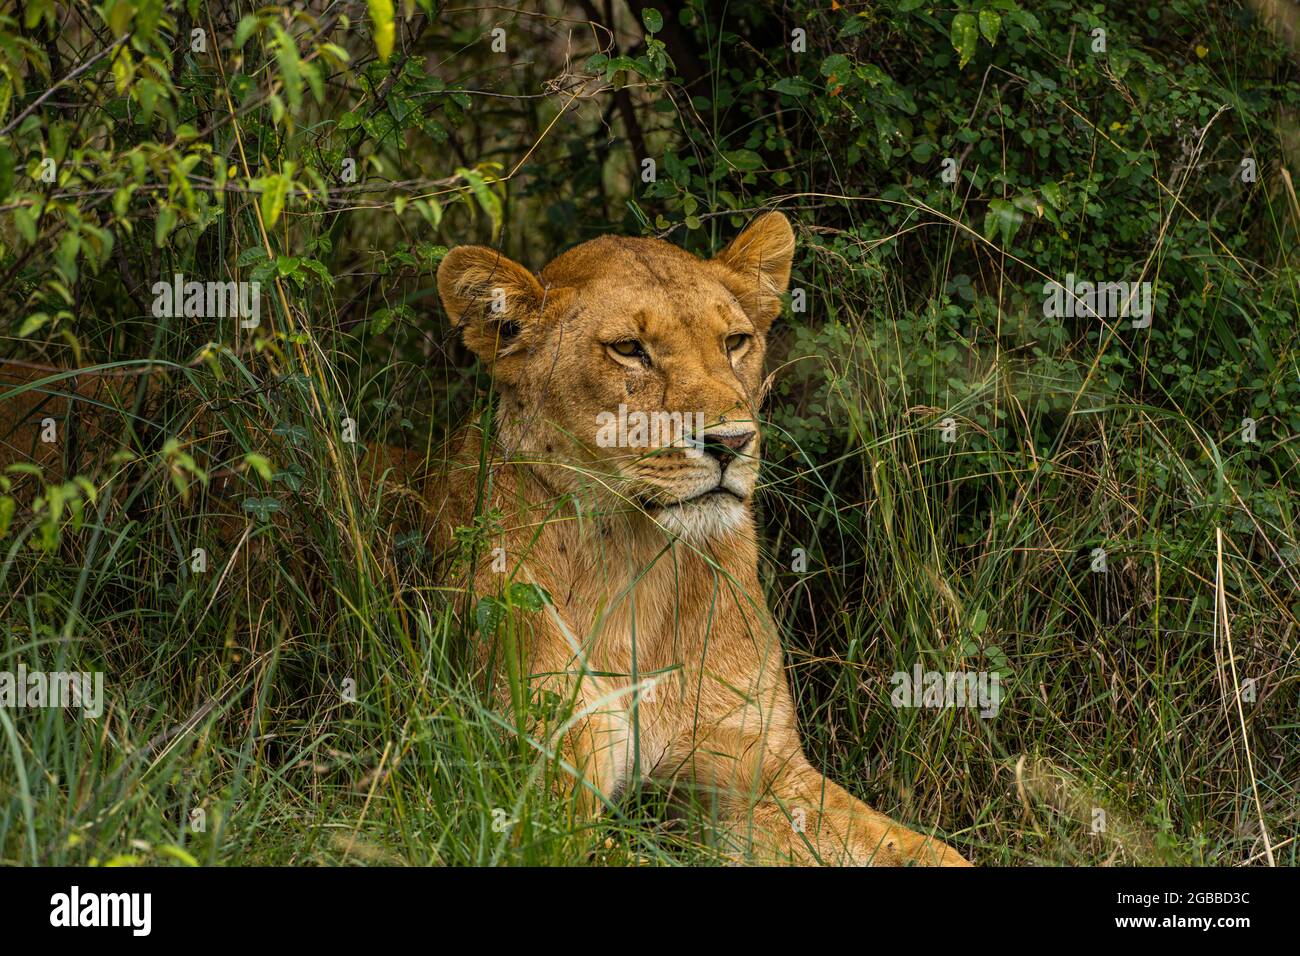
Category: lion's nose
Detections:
[{"x1": 701, "y1": 429, "x2": 755, "y2": 471}]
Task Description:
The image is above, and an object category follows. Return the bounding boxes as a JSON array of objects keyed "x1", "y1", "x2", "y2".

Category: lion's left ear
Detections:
[{"x1": 713, "y1": 211, "x2": 795, "y2": 331}]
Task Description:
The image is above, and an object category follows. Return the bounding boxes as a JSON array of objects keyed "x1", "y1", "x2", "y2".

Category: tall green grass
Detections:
[{"x1": 5, "y1": 214, "x2": 1295, "y2": 865}]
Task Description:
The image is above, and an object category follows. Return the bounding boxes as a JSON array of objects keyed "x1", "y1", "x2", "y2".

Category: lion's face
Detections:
[{"x1": 437, "y1": 213, "x2": 795, "y2": 543}]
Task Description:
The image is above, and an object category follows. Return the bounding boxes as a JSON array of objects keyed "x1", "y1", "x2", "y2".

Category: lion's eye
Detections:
[
  {"x1": 725, "y1": 333, "x2": 751, "y2": 353},
  {"x1": 609, "y1": 340, "x2": 649, "y2": 362}
]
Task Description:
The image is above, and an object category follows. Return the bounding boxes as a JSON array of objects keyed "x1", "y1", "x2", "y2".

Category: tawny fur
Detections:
[{"x1": 430, "y1": 213, "x2": 971, "y2": 866}]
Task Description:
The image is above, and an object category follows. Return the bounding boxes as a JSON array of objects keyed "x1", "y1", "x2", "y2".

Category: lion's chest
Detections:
[{"x1": 547, "y1": 543, "x2": 777, "y2": 693}]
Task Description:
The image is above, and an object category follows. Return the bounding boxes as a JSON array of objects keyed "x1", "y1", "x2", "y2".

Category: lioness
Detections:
[{"x1": 431, "y1": 212, "x2": 971, "y2": 866}]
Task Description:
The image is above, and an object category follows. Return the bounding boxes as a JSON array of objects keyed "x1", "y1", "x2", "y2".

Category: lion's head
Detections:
[{"x1": 436, "y1": 212, "x2": 795, "y2": 543}]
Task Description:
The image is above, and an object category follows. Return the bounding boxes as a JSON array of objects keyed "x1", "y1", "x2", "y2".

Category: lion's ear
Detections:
[
  {"x1": 437, "y1": 246, "x2": 545, "y2": 366},
  {"x1": 713, "y1": 211, "x2": 795, "y2": 331}
]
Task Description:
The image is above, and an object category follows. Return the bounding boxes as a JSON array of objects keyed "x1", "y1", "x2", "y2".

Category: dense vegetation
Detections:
[{"x1": 1, "y1": 0, "x2": 1296, "y2": 865}]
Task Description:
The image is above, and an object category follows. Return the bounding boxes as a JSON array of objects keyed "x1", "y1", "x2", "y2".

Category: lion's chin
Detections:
[{"x1": 645, "y1": 490, "x2": 749, "y2": 543}]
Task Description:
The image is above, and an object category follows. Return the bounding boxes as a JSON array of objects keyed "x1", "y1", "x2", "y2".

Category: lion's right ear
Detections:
[{"x1": 437, "y1": 246, "x2": 545, "y2": 365}]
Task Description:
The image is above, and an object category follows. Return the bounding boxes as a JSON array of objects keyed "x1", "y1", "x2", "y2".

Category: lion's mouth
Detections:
[{"x1": 640, "y1": 486, "x2": 746, "y2": 511}]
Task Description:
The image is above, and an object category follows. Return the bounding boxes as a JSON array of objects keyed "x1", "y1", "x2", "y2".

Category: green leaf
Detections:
[
  {"x1": 302, "y1": 61, "x2": 325, "y2": 104},
  {"x1": 13, "y1": 206, "x2": 36, "y2": 245},
  {"x1": 0, "y1": 145, "x2": 13, "y2": 202},
  {"x1": 456, "y1": 167, "x2": 502, "y2": 241},
  {"x1": 1008, "y1": 8, "x2": 1042, "y2": 35},
  {"x1": 298, "y1": 258, "x2": 334, "y2": 287},
  {"x1": 154, "y1": 206, "x2": 177, "y2": 247},
  {"x1": 363, "y1": 112, "x2": 399, "y2": 145},
  {"x1": 1011, "y1": 192, "x2": 1039, "y2": 214},
  {"x1": 107, "y1": 0, "x2": 132, "y2": 35},
  {"x1": 237, "y1": 246, "x2": 270, "y2": 267},
  {"x1": 368, "y1": 307, "x2": 395, "y2": 336},
  {"x1": 260, "y1": 166, "x2": 294, "y2": 227},
  {"x1": 413, "y1": 199, "x2": 443, "y2": 230},
  {"x1": 721, "y1": 149, "x2": 763, "y2": 172},
  {"x1": 18, "y1": 312, "x2": 49, "y2": 337},
  {"x1": 603, "y1": 55, "x2": 641, "y2": 80},
  {"x1": 770, "y1": 77, "x2": 812, "y2": 97},
  {"x1": 950, "y1": 13, "x2": 978, "y2": 69},
  {"x1": 979, "y1": 10, "x2": 1000, "y2": 45},
  {"x1": 507, "y1": 582, "x2": 550, "y2": 611},
  {"x1": 983, "y1": 198, "x2": 1025, "y2": 247},
  {"x1": 272, "y1": 465, "x2": 304, "y2": 493},
  {"x1": 25, "y1": 0, "x2": 54, "y2": 28},
  {"x1": 641, "y1": 8, "x2": 663, "y2": 34},
  {"x1": 820, "y1": 53, "x2": 850, "y2": 79},
  {"x1": 234, "y1": 14, "x2": 258, "y2": 49},
  {"x1": 476, "y1": 597, "x2": 504, "y2": 637},
  {"x1": 53, "y1": 231, "x2": 80, "y2": 283},
  {"x1": 244, "y1": 453, "x2": 274, "y2": 481},
  {"x1": 156, "y1": 844, "x2": 199, "y2": 867},
  {"x1": 271, "y1": 25, "x2": 303, "y2": 113},
  {"x1": 368, "y1": 0, "x2": 395, "y2": 63},
  {"x1": 241, "y1": 497, "x2": 281, "y2": 522},
  {"x1": 272, "y1": 422, "x2": 309, "y2": 445}
]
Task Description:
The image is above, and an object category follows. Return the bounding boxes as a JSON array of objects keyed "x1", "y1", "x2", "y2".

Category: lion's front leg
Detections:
[
  {"x1": 752, "y1": 749, "x2": 972, "y2": 867},
  {"x1": 515, "y1": 630, "x2": 635, "y2": 822},
  {"x1": 550, "y1": 683, "x2": 634, "y2": 820},
  {"x1": 666, "y1": 721, "x2": 971, "y2": 866}
]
